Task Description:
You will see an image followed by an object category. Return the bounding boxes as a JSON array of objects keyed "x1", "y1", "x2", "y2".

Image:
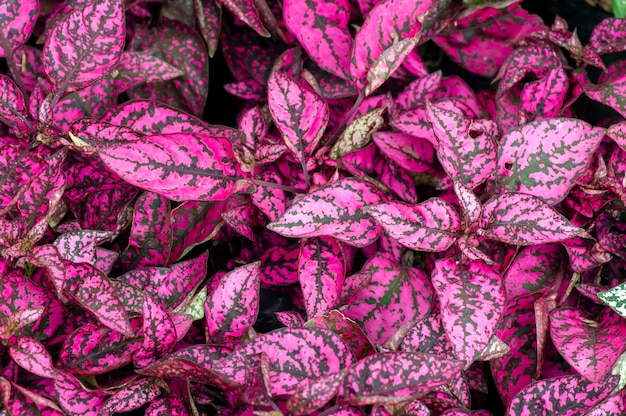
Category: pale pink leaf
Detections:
[{"x1": 9, "y1": 337, "x2": 59, "y2": 379}]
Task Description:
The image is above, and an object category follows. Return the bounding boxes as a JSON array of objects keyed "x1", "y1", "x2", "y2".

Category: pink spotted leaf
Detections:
[
  {"x1": 283, "y1": 0, "x2": 352, "y2": 80},
  {"x1": 217, "y1": 0, "x2": 270, "y2": 37},
  {"x1": 454, "y1": 182, "x2": 483, "y2": 228},
  {"x1": 506, "y1": 375, "x2": 619, "y2": 416},
  {"x1": 329, "y1": 107, "x2": 386, "y2": 160},
  {"x1": 426, "y1": 101, "x2": 498, "y2": 189},
  {"x1": 372, "y1": 131, "x2": 436, "y2": 174},
  {"x1": 305, "y1": 310, "x2": 376, "y2": 360},
  {"x1": 64, "y1": 261, "x2": 133, "y2": 336},
  {"x1": 287, "y1": 370, "x2": 348, "y2": 415},
  {"x1": 606, "y1": 121, "x2": 626, "y2": 153},
  {"x1": 205, "y1": 261, "x2": 260, "y2": 340},
  {"x1": 504, "y1": 244, "x2": 563, "y2": 300},
  {"x1": 496, "y1": 118, "x2": 605, "y2": 204},
  {"x1": 340, "y1": 352, "x2": 464, "y2": 405},
  {"x1": 113, "y1": 51, "x2": 183, "y2": 93},
  {"x1": 365, "y1": 36, "x2": 421, "y2": 96},
  {"x1": 365, "y1": 199, "x2": 461, "y2": 252},
  {"x1": 145, "y1": 396, "x2": 188, "y2": 416},
  {"x1": 396, "y1": 70, "x2": 442, "y2": 109},
  {"x1": 54, "y1": 372, "x2": 108, "y2": 416},
  {"x1": 8, "y1": 337, "x2": 59, "y2": 380},
  {"x1": 299, "y1": 237, "x2": 345, "y2": 318},
  {"x1": 53, "y1": 230, "x2": 113, "y2": 265},
  {"x1": 550, "y1": 307, "x2": 626, "y2": 382},
  {"x1": 260, "y1": 245, "x2": 300, "y2": 285},
  {"x1": 43, "y1": 0, "x2": 124, "y2": 96},
  {"x1": 267, "y1": 178, "x2": 386, "y2": 247},
  {"x1": 195, "y1": 0, "x2": 222, "y2": 58},
  {"x1": 0, "y1": 74, "x2": 32, "y2": 133},
  {"x1": 480, "y1": 192, "x2": 585, "y2": 245},
  {"x1": 169, "y1": 200, "x2": 226, "y2": 263},
  {"x1": 341, "y1": 252, "x2": 433, "y2": 345},
  {"x1": 589, "y1": 18, "x2": 626, "y2": 55},
  {"x1": 99, "y1": 377, "x2": 161, "y2": 415},
  {"x1": 432, "y1": 258, "x2": 506, "y2": 365},
  {"x1": 0, "y1": 0, "x2": 39, "y2": 58},
  {"x1": 134, "y1": 294, "x2": 178, "y2": 368}
]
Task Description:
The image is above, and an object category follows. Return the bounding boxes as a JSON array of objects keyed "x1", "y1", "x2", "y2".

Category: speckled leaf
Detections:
[
  {"x1": 268, "y1": 71, "x2": 329, "y2": 162},
  {"x1": 584, "y1": 391, "x2": 626, "y2": 416},
  {"x1": 103, "y1": 100, "x2": 209, "y2": 134},
  {"x1": 170, "y1": 200, "x2": 226, "y2": 263},
  {"x1": 145, "y1": 396, "x2": 188, "y2": 416},
  {"x1": 250, "y1": 172, "x2": 287, "y2": 221},
  {"x1": 284, "y1": 0, "x2": 352, "y2": 79},
  {"x1": 0, "y1": 74, "x2": 31, "y2": 132},
  {"x1": 396, "y1": 70, "x2": 442, "y2": 109},
  {"x1": 306, "y1": 310, "x2": 376, "y2": 359},
  {"x1": 366, "y1": 36, "x2": 420, "y2": 96},
  {"x1": 351, "y1": 0, "x2": 433, "y2": 91},
  {"x1": 434, "y1": 2, "x2": 544, "y2": 77},
  {"x1": 378, "y1": 158, "x2": 419, "y2": 203},
  {"x1": 100, "y1": 378, "x2": 160, "y2": 414},
  {"x1": 113, "y1": 51, "x2": 183, "y2": 93},
  {"x1": 454, "y1": 182, "x2": 482, "y2": 228},
  {"x1": 287, "y1": 370, "x2": 347, "y2": 415},
  {"x1": 195, "y1": 0, "x2": 222, "y2": 57},
  {"x1": 117, "y1": 251, "x2": 208, "y2": 310},
  {"x1": 43, "y1": 0, "x2": 124, "y2": 94},
  {"x1": 58, "y1": 323, "x2": 141, "y2": 376},
  {"x1": 550, "y1": 307, "x2": 626, "y2": 382},
  {"x1": 599, "y1": 282, "x2": 626, "y2": 319},
  {"x1": 329, "y1": 107, "x2": 386, "y2": 160},
  {"x1": 214, "y1": 327, "x2": 355, "y2": 397},
  {"x1": 64, "y1": 262, "x2": 133, "y2": 336},
  {"x1": 589, "y1": 18, "x2": 626, "y2": 55},
  {"x1": 496, "y1": 118, "x2": 605, "y2": 205},
  {"x1": 342, "y1": 252, "x2": 433, "y2": 345},
  {"x1": 401, "y1": 313, "x2": 455, "y2": 357},
  {"x1": 9, "y1": 337, "x2": 59, "y2": 379},
  {"x1": 340, "y1": 352, "x2": 463, "y2": 405},
  {"x1": 0, "y1": 0, "x2": 38, "y2": 59},
  {"x1": 54, "y1": 373, "x2": 108, "y2": 416},
  {"x1": 480, "y1": 193, "x2": 584, "y2": 245},
  {"x1": 128, "y1": 19, "x2": 209, "y2": 117},
  {"x1": 372, "y1": 131, "x2": 435, "y2": 174},
  {"x1": 606, "y1": 121, "x2": 626, "y2": 153},
  {"x1": 365, "y1": 199, "x2": 461, "y2": 252},
  {"x1": 426, "y1": 101, "x2": 497, "y2": 188},
  {"x1": 260, "y1": 245, "x2": 300, "y2": 285},
  {"x1": 505, "y1": 375, "x2": 619, "y2": 416},
  {"x1": 121, "y1": 192, "x2": 172, "y2": 269},
  {"x1": 205, "y1": 261, "x2": 260, "y2": 339},
  {"x1": 134, "y1": 294, "x2": 177, "y2": 368},
  {"x1": 299, "y1": 237, "x2": 345, "y2": 319},
  {"x1": 217, "y1": 0, "x2": 269, "y2": 37},
  {"x1": 53, "y1": 230, "x2": 113, "y2": 265},
  {"x1": 267, "y1": 178, "x2": 385, "y2": 247},
  {"x1": 432, "y1": 258, "x2": 506, "y2": 365},
  {"x1": 70, "y1": 123, "x2": 238, "y2": 202},
  {"x1": 504, "y1": 244, "x2": 562, "y2": 300}
]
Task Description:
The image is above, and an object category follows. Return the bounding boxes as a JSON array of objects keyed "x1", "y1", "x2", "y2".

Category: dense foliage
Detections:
[{"x1": 0, "y1": 0, "x2": 625, "y2": 414}]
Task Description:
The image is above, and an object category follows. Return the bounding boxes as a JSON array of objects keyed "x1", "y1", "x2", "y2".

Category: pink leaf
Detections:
[
  {"x1": 299, "y1": 237, "x2": 345, "y2": 318},
  {"x1": 480, "y1": 192, "x2": 584, "y2": 245},
  {"x1": 496, "y1": 118, "x2": 605, "y2": 205},
  {"x1": 283, "y1": 0, "x2": 352, "y2": 80},
  {"x1": 606, "y1": 121, "x2": 626, "y2": 153},
  {"x1": 342, "y1": 252, "x2": 433, "y2": 345},
  {"x1": 196, "y1": 0, "x2": 222, "y2": 58},
  {"x1": 267, "y1": 178, "x2": 385, "y2": 247},
  {"x1": 260, "y1": 245, "x2": 300, "y2": 285},
  {"x1": 54, "y1": 373, "x2": 108, "y2": 416},
  {"x1": 340, "y1": 352, "x2": 464, "y2": 405},
  {"x1": 351, "y1": 0, "x2": 433, "y2": 91},
  {"x1": 267, "y1": 71, "x2": 329, "y2": 160},
  {"x1": 432, "y1": 258, "x2": 506, "y2": 365},
  {"x1": 426, "y1": 101, "x2": 498, "y2": 188},
  {"x1": 454, "y1": 182, "x2": 483, "y2": 228},
  {"x1": 134, "y1": 294, "x2": 178, "y2": 368},
  {"x1": 306, "y1": 310, "x2": 376, "y2": 360},
  {"x1": 0, "y1": 0, "x2": 39, "y2": 57},
  {"x1": 400, "y1": 314, "x2": 455, "y2": 357},
  {"x1": 113, "y1": 51, "x2": 183, "y2": 93},
  {"x1": 205, "y1": 261, "x2": 261, "y2": 339},
  {"x1": 145, "y1": 396, "x2": 188, "y2": 416},
  {"x1": 505, "y1": 375, "x2": 619, "y2": 416},
  {"x1": 100, "y1": 378, "x2": 161, "y2": 414},
  {"x1": 365, "y1": 199, "x2": 461, "y2": 252},
  {"x1": 589, "y1": 18, "x2": 626, "y2": 55},
  {"x1": 0, "y1": 74, "x2": 31, "y2": 132},
  {"x1": 287, "y1": 370, "x2": 347, "y2": 415},
  {"x1": 504, "y1": 244, "x2": 562, "y2": 300},
  {"x1": 372, "y1": 131, "x2": 436, "y2": 173},
  {"x1": 329, "y1": 107, "x2": 386, "y2": 160},
  {"x1": 550, "y1": 307, "x2": 626, "y2": 382},
  {"x1": 396, "y1": 70, "x2": 442, "y2": 109},
  {"x1": 8, "y1": 337, "x2": 59, "y2": 379},
  {"x1": 217, "y1": 0, "x2": 269, "y2": 37},
  {"x1": 365, "y1": 36, "x2": 420, "y2": 96},
  {"x1": 64, "y1": 262, "x2": 133, "y2": 336},
  {"x1": 170, "y1": 200, "x2": 226, "y2": 263},
  {"x1": 43, "y1": 0, "x2": 124, "y2": 94}
]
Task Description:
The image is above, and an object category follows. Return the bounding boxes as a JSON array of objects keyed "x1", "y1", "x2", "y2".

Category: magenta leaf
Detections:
[
  {"x1": 351, "y1": 0, "x2": 432, "y2": 91},
  {"x1": 54, "y1": 230, "x2": 113, "y2": 265},
  {"x1": 401, "y1": 313, "x2": 455, "y2": 357},
  {"x1": 365, "y1": 36, "x2": 420, "y2": 96},
  {"x1": 58, "y1": 323, "x2": 141, "y2": 376},
  {"x1": 396, "y1": 70, "x2": 442, "y2": 109},
  {"x1": 496, "y1": 118, "x2": 605, "y2": 205},
  {"x1": 426, "y1": 101, "x2": 498, "y2": 188},
  {"x1": 260, "y1": 245, "x2": 300, "y2": 285},
  {"x1": 113, "y1": 51, "x2": 183, "y2": 93},
  {"x1": 43, "y1": 0, "x2": 124, "y2": 95},
  {"x1": 100, "y1": 378, "x2": 161, "y2": 414},
  {"x1": 54, "y1": 373, "x2": 108, "y2": 416},
  {"x1": 299, "y1": 237, "x2": 345, "y2": 318},
  {"x1": 196, "y1": 0, "x2": 222, "y2": 58},
  {"x1": 70, "y1": 121, "x2": 239, "y2": 202},
  {"x1": 134, "y1": 294, "x2": 178, "y2": 368},
  {"x1": 480, "y1": 192, "x2": 584, "y2": 245},
  {"x1": 205, "y1": 261, "x2": 260, "y2": 340},
  {"x1": 267, "y1": 71, "x2": 329, "y2": 166},
  {"x1": 217, "y1": 0, "x2": 269, "y2": 37},
  {"x1": 589, "y1": 18, "x2": 626, "y2": 55},
  {"x1": 340, "y1": 352, "x2": 464, "y2": 405},
  {"x1": 8, "y1": 337, "x2": 59, "y2": 380},
  {"x1": 120, "y1": 192, "x2": 172, "y2": 269},
  {"x1": 128, "y1": 19, "x2": 209, "y2": 117},
  {"x1": 365, "y1": 199, "x2": 461, "y2": 252},
  {"x1": 170, "y1": 200, "x2": 226, "y2": 263},
  {"x1": 504, "y1": 244, "x2": 562, "y2": 300},
  {"x1": 145, "y1": 396, "x2": 188, "y2": 416},
  {"x1": 213, "y1": 327, "x2": 355, "y2": 396},
  {"x1": 0, "y1": 0, "x2": 39, "y2": 57},
  {"x1": 372, "y1": 131, "x2": 436, "y2": 173},
  {"x1": 283, "y1": 0, "x2": 352, "y2": 80},
  {"x1": 64, "y1": 262, "x2": 133, "y2": 336},
  {"x1": 342, "y1": 252, "x2": 433, "y2": 345},
  {"x1": 267, "y1": 178, "x2": 385, "y2": 247},
  {"x1": 506, "y1": 375, "x2": 619, "y2": 416},
  {"x1": 0, "y1": 74, "x2": 31, "y2": 133},
  {"x1": 432, "y1": 258, "x2": 506, "y2": 365},
  {"x1": 287, "y1": 370, "x2": 347, "y2": 415},
  {"x1": 550, "y1": 307, "x2": 626, "y2": 382},
  {"x1": 306, "y1": 310, "x2": 376, "y2": 360}
]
